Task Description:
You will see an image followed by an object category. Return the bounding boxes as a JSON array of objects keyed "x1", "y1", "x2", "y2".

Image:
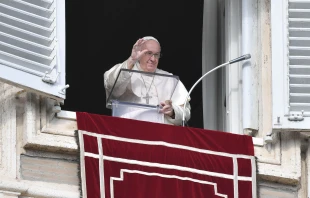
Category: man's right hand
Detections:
[{"x1": 127, "y1": 38, "x2": 148, "y2": 69}]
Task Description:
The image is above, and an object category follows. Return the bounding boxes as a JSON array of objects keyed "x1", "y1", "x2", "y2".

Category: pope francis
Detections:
[{"x1": 104, "y1": 36, "x2": 191, "y2": 125}]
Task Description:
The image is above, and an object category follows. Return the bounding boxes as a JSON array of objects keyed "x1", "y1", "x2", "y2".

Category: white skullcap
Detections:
[{"x1": 142, "y1": 36, "x2": 159, "y2": 43}]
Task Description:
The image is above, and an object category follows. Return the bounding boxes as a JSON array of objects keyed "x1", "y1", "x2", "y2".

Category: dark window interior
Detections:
[{"x1": 64, "y1": 0, "x2": 204, "y2": 128}]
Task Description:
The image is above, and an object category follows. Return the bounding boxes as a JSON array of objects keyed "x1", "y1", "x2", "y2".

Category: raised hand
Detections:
[{"x1": 127, "y1": 39, "x2": 148, "y2": 69}]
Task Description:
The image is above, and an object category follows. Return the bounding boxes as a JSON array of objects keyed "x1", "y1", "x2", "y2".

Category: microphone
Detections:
[
  {"x1": 181, "y1": 54, "x2": 251, "y2": 127},
  {"x1": 229, "y1": 54, "x2": 251, "y2": 64}
]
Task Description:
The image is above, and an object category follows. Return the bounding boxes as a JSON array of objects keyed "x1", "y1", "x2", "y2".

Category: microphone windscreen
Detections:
[
  {"x1": 244, "y1": 54, "x2": 251, "y2": 60},
  {"x1": 229, "y1": 54, "x2": 251, "y2": 64}
]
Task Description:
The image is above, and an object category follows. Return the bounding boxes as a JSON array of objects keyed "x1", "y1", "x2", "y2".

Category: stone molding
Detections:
[
  {"x1": 0, "y1": 179, "x2": 79, "y2": 198},
  {"x1": 18, "y1": 93, "x2": 78, "y2": 153}
]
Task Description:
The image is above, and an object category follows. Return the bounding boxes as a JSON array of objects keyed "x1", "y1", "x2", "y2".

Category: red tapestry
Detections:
[{"x1": 76, "y1": 112, "x2": 256, "y2": 198}]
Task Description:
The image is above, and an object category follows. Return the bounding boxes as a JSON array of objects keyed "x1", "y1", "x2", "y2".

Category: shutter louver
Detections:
[
  {"x1": 289, "y1": 0, "x2": 310, "y2": 114},
  {"x1": 0, "y1": 0, "x2": 55, "y2": 77}
]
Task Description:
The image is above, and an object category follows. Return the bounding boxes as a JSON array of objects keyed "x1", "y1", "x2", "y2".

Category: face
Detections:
[{"x1": 139, "y1": 40, "x2": 161, "y2": 72}]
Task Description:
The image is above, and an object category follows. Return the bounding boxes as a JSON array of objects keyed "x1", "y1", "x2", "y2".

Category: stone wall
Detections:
[{"x1": 0, "y1": 82, "x2": 79, "y2": 198}]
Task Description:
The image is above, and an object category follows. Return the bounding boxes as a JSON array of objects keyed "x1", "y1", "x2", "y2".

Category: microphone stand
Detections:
[{"x1": 181, "y1": 54, "x2": 251, "y2": 127}]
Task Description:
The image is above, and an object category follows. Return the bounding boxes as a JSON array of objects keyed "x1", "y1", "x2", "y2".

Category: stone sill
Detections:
[{"x1": 0, "y1": 179, "x2": 79, "y2": 198}]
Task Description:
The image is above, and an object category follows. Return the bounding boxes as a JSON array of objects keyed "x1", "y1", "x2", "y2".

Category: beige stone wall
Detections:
[
  {"x1": 254, "y1": 0, "x2": 307, "y2": 197},
  {"x1": 20, "y1": 154, "x2": 78, "y2": 185},
  {"x1": 0, "y1": 82, "x2": 79, "y2": 198}
]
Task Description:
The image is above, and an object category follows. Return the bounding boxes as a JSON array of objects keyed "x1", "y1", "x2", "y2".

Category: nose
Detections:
[{"x1": 150, "y1": 54, "x2": 156, "y2": 61}]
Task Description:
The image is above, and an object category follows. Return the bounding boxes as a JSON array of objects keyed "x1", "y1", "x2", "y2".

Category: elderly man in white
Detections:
[{"x1": 104, "y1": 36, "x2": 190, "y2": 126}]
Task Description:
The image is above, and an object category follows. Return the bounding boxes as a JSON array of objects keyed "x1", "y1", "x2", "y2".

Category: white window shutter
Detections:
[
  {"x1": 271, "y1": 0, "x2": 310, "y2": 130},
  {"x1": 0, "y1": 0, "x2": 66, "y2": 100}
]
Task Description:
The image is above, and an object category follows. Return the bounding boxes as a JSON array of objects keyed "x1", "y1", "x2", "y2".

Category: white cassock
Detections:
[{"x1": 104, "y1": 60, "x2": 191, "y2": 125}]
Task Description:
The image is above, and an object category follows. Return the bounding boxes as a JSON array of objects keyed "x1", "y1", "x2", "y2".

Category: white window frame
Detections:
[
  {"x1": 224, "y1": 0, "x2": 243, "y2": 134},
  {"x1": 0, "y1": 0, "x2": 66, "y2": 101},
  {"x1": 202, "y1": 0, "x2": 243, "y2": 134},
  {"x1": 271, "y1": 0, "x2": 310, "y2": 131}
]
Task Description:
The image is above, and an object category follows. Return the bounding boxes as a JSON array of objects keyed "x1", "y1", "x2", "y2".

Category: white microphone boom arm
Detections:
[{"x1": 181, "y1": 54, "x2": 251, "y2": 127}]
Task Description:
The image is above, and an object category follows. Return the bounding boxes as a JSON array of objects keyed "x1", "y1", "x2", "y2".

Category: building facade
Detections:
[{"x1": 0, "y1": 0, "x2": 309, "y2": 197}]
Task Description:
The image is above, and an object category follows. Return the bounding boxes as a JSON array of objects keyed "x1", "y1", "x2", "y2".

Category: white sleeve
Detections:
[
  {"x1": 164, "y1": 79, "x2": 191, "y2": 125},
  {"x1": 104, "y1": 60, "x2": 132, "y2": 99},
  {"x1": 165, "y1": 102, "x2": 191, "y2": 126}
]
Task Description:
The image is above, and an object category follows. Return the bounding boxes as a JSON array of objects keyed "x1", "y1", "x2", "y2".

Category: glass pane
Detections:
[{"x1": 106, "y1": 69, "x2": 180, "y2": 109}]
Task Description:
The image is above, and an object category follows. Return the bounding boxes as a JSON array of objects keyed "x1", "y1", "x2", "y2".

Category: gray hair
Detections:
[{"x1": 142, "y1": 36, "x2": 159, "y2": 44}]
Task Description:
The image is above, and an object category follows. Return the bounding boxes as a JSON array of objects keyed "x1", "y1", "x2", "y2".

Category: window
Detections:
[{"x1": 203, "y1": 0, "x2": 244, "y2": 134}]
